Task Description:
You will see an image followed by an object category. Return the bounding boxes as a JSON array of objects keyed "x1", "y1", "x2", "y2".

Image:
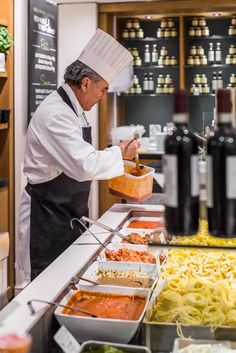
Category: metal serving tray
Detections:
[
  {"x1": 79, "y1": 340, "x2": 151, "y2": 353},
  {"x1": 141, "y1": 321, "x2": 236, "y2": 353},
  {"x1": 117, "y1": 208, "x2": 165, "y2": 230}
]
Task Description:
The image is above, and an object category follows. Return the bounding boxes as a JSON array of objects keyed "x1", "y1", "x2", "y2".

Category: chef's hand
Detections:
[{"x1": 119, "y1": 140, "x2": 141, "y2": 160}]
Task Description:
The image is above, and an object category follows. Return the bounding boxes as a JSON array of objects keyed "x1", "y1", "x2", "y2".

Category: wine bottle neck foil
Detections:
[
  {"x1": 218, "y1": 113, "x2": 232, "y2": 124},
  {"x1": 173, "y1": 113, "x2": 189, "y2": 124}
]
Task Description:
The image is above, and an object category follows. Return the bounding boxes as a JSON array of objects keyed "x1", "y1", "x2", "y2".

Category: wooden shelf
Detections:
[
  {"x1": 0, "y1": 18, "x2": 8, "y2": 26},
  {"x1": 0, "y1": 71, "x2": 8, "y2": 78},
  {"x1": 0, "y1": 123, "x2": 9, "y2": 130}
]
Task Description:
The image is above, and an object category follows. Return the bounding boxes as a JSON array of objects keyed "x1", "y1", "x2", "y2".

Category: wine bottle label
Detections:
[
  {"x1": 226, "y1": 156, "x2": 236, "y2": 199},
  {"x1": 163, "y1": 154, "x2": 178, "y2": 207},
  {"x1": 206, "y1": 155, "x2": 213, "y2": 208},
  {"x1": 191, "y1": 155, "x2": 199, "y2": 197}
]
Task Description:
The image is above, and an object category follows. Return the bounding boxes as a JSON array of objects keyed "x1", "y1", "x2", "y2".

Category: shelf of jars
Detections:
[{"x1": 134, "y1": 65, "x2": 179, "y2": 69}]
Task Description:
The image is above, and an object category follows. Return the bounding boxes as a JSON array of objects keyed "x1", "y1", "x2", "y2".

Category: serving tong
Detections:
[
  {"x1": 81, "y1": 216, "x2": 134, "y2": 244},
  {"x1": 27, "y1": 299, "x2": 97, "y2": 317}
]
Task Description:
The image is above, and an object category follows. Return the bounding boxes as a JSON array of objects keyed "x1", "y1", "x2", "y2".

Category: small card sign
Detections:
[{"x1": 54, "y1": 325, "x2": 81, "y2": 353}]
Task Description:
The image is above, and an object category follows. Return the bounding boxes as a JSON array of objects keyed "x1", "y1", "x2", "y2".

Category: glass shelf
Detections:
[
  {"x1": 189, "y1": 94, "x2": 215, "y2": 97},
  {"x1": 122, "y1": 37, "x2": 178, "y2": 42},
  {"x1": 124, "y1": 93, "x2": 174, "y2": 97},
  {"x1": 185, "y1": 65, "x2": 232, "y2": 68},
  {"x1": 134, "y1": 65, "x2": 179, "y2": 69},
  {"x1": 187, "y1": 35, "x2": 236, "y2": 40}
]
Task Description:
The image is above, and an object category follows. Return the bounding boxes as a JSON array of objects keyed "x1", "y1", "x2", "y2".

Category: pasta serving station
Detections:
[{"x1": 1, "y1": 203, "x2": 236, "y2": 353}]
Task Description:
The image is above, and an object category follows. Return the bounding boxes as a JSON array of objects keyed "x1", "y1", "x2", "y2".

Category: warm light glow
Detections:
[
  {"x1": 213, "y1": 12, "x2": 221, "y2": 16},
  {"x1": 145, "y1": 15, "x2": 152, "y2": 20}
]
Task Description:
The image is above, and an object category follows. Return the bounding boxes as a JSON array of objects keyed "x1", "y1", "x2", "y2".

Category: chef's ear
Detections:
[{"x1": 81, "y1": 77, "x2": 90, "y2": 91}]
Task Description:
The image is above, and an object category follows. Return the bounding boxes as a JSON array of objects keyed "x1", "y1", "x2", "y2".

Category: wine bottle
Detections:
[
  {"x1": 163, "y1": 90, "x2": 199, "y2": 235},
  {"x1": 207, "y1": 89, "x2": 236, "y2": 237}
]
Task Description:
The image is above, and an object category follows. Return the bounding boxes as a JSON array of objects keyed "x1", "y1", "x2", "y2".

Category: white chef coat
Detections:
[{"x1": 15, "y1": 82, "x2": 124, "y2": 286}]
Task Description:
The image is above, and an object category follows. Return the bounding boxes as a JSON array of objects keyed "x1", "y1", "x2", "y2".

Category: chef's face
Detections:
[{"x1": 78, "y1": 77, "x2": 109, "y2": 111}]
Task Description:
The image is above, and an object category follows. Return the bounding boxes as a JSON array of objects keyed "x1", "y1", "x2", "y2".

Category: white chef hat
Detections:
[{"x1": 78, "y1": 28, "x2": 133, "y2": 84}]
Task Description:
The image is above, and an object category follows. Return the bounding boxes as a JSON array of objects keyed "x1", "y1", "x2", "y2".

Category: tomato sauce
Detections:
[
  {"x1": 127, "y1": 220, "x2": 165, "y2": 229},
  {"x1": 62, "y1": 290, "x2": 146, "y2": 320}
]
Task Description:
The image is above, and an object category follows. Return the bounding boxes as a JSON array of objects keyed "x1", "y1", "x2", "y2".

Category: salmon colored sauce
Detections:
[
  {"x1": 62, "y1": 290, "x2": 146, "y2": 320},
  {"x1": 127, "y1": 220, "x2": 165, "y2": 229}
]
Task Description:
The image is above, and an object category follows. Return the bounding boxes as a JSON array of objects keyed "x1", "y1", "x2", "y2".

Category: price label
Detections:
[{"x1": 54, "y1": 326, "x2": 81, "y2": 353}]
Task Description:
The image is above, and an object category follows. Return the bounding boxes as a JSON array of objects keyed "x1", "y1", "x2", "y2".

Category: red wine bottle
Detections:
[
  {"x1": 207, "y1": 89, "x2": 236, "y2": 237},
  {"x1": 163, "y1": 90, "x2": 199, "y2": 235}
]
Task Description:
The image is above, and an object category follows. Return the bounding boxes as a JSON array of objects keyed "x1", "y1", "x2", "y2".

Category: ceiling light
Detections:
[
  {"x1": 213, "y1": 12, "x2": 221, "y2": 16},
  {"x1": 145, "y1": 15, "x2": 152, "y2": 20}
]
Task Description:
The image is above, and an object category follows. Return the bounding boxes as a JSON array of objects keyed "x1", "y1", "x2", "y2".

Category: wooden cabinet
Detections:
[
  {"x1": 98, "y1": 1, "x2": 236, "y2": 215},
  {"x1": 0, "y1": 0, "x2": 14, "y2": 299}
]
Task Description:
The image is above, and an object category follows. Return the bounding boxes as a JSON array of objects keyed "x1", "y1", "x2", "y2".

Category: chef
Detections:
[{"x1": 16, "y1": 29, "x2": 139, "y2": 284}]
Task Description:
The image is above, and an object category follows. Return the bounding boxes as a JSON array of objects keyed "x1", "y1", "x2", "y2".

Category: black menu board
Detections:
[{"x1": 28, "y1": 0, "x2": 58, "y2": 121}]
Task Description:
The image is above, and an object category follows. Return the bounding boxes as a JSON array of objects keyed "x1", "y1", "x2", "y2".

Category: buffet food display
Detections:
[{"x1": 54, "y1": 210, "x2": 236, "y2": 351}]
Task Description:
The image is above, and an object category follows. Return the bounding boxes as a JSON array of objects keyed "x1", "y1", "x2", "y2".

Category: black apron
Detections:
[{"x1": 26, "y1": 86, "x2": 92, "y2": 280}]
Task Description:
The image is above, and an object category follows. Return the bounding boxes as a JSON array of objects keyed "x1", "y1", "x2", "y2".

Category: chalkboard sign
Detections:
[{"x1": 28, "y1": 0, "x2": 58, "y2": 121}]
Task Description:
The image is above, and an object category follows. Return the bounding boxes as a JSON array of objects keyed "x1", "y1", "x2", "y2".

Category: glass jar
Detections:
[
  {"x1": 201, "y1": 74, "x2": 207, "y2": 84},
  {"x1": 232, "y1": 15, "x2": 236, "y2": 26},
  {"x1": 168, "y1": 84, "x2": 175, "y2": 94},
  {"x1": 156, "y1": 84, "x2": 163, "y2": 94},
  {"x1": 194, "y1": 74, "x2": 201, "y2": 84},
  {"x1": 168, "y1": 18, "x2": 175, "y2": 28},
  {"x1": 126, "y1": 19, "x2": 133, "y2": 29},
  {"x1": 164, "y1": 28, "x2": 171, "y2": 37},
  {"x1": 203, "y1": 84, "x2": 210, "y2": 94},
  {"x1": 164, "y1": 56, "x2": 170, "y2": 65},
  {"x1": 196, "y1": 27, "x2": 202, "y2": 37},
  {"x1": 187, "y1": 56, "x2": 194, "y2": 65},
  {"x1": 190, "y1": 84, "x2": 196, "y2": 94},
  {"x1": 157, "y1": 28, "x2": 164, "y2": 38},
  {"x1": 171, "y1": 28, "x2": 178, "y2": 37},
  {"x1": 192, "y1": 17, "x2": 198, "y2": 27},
  {"x1": 134, "y1": 56, "x2": 142, "y2": 66},
  {"x1": 170, "y1": 56, "x2": 177, "y2": 65},
  {"x1": 229, "y1": 26, "x2": 234, "y2": 36},
  {"x1": 157, "y1": 74, "x2": 165, "y2": 84},
  {"x1": 129, "y1": 86, "x2": 135, "y2": 94},
  {"x1": 158, "y1": 56, "x2": 165, "y2": 66},
  {"x1": 190, "y1": 45, "x2": 197, "y2": 56},
  {"x1": 160, "y1": 46, "x2": 167, "y2": 56},
  {"x1": 197, "y1": 45, "x2": 204, "y2": 56},
  {"x1": 135, "y1": 84, "x2": 142, "y2": 94},
  {"x1": 225, "y1": 54, "x2": 232, "y2": 65},
  {"x1": 202, "y1": 26, "x2": 209, "y2": 37},
  {"x1": 198, "y1": 84, "x2": 203, "y2": 94},
  {"x1": 122, "y1": 29, "x2": 129, "y2": 38},
  {"x1": 133, "y1": 74, "x2": 139, "y2": 85},
  {"x1": 129, "y1": 29, "x2": 136, "y2": 38},
  {"x1": 189, "y1": 27, "x2": 195, "y2": 37},
  {"x1": 161, "y1": 18, "x2": 167, "y2": 28},
  {"x1": 229, "y1": 45, "x2": 236, "y2": 55},
  {"x1": 201, "y1": 55, "x2": 208, "y2": 65},
  {"x1": 199, "y1": 17, "x2": 206, "y2": 27},
  {"x1": 194, "y1": 55, "x2": 201, "y2": 66},
  {"x1": 136, "y1": 28, "x2": 144, "y2": 38},
  {"x1": 132, "y1": 47, "x2": 139, "y2": 57},
  {"x1": 163, "y1": 84, "x2": 169, "y2": 94},
  {"x1": 233, "y1": 55, "x2": 236, "y2": 65},
  {"x1": 165, "y1": 74, "x2": 172, "y2": 84},
  {"x1": 230, "y1": 74, "x2": 236, "y2": 83},
  {"x1": 132, "y1": 19, "x2": 140, "y2": 29}
]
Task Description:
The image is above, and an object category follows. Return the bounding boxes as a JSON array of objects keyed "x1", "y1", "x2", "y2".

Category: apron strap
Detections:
[{"x1": 57, "y1": 86, "x2": 77, "y2": 116}]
